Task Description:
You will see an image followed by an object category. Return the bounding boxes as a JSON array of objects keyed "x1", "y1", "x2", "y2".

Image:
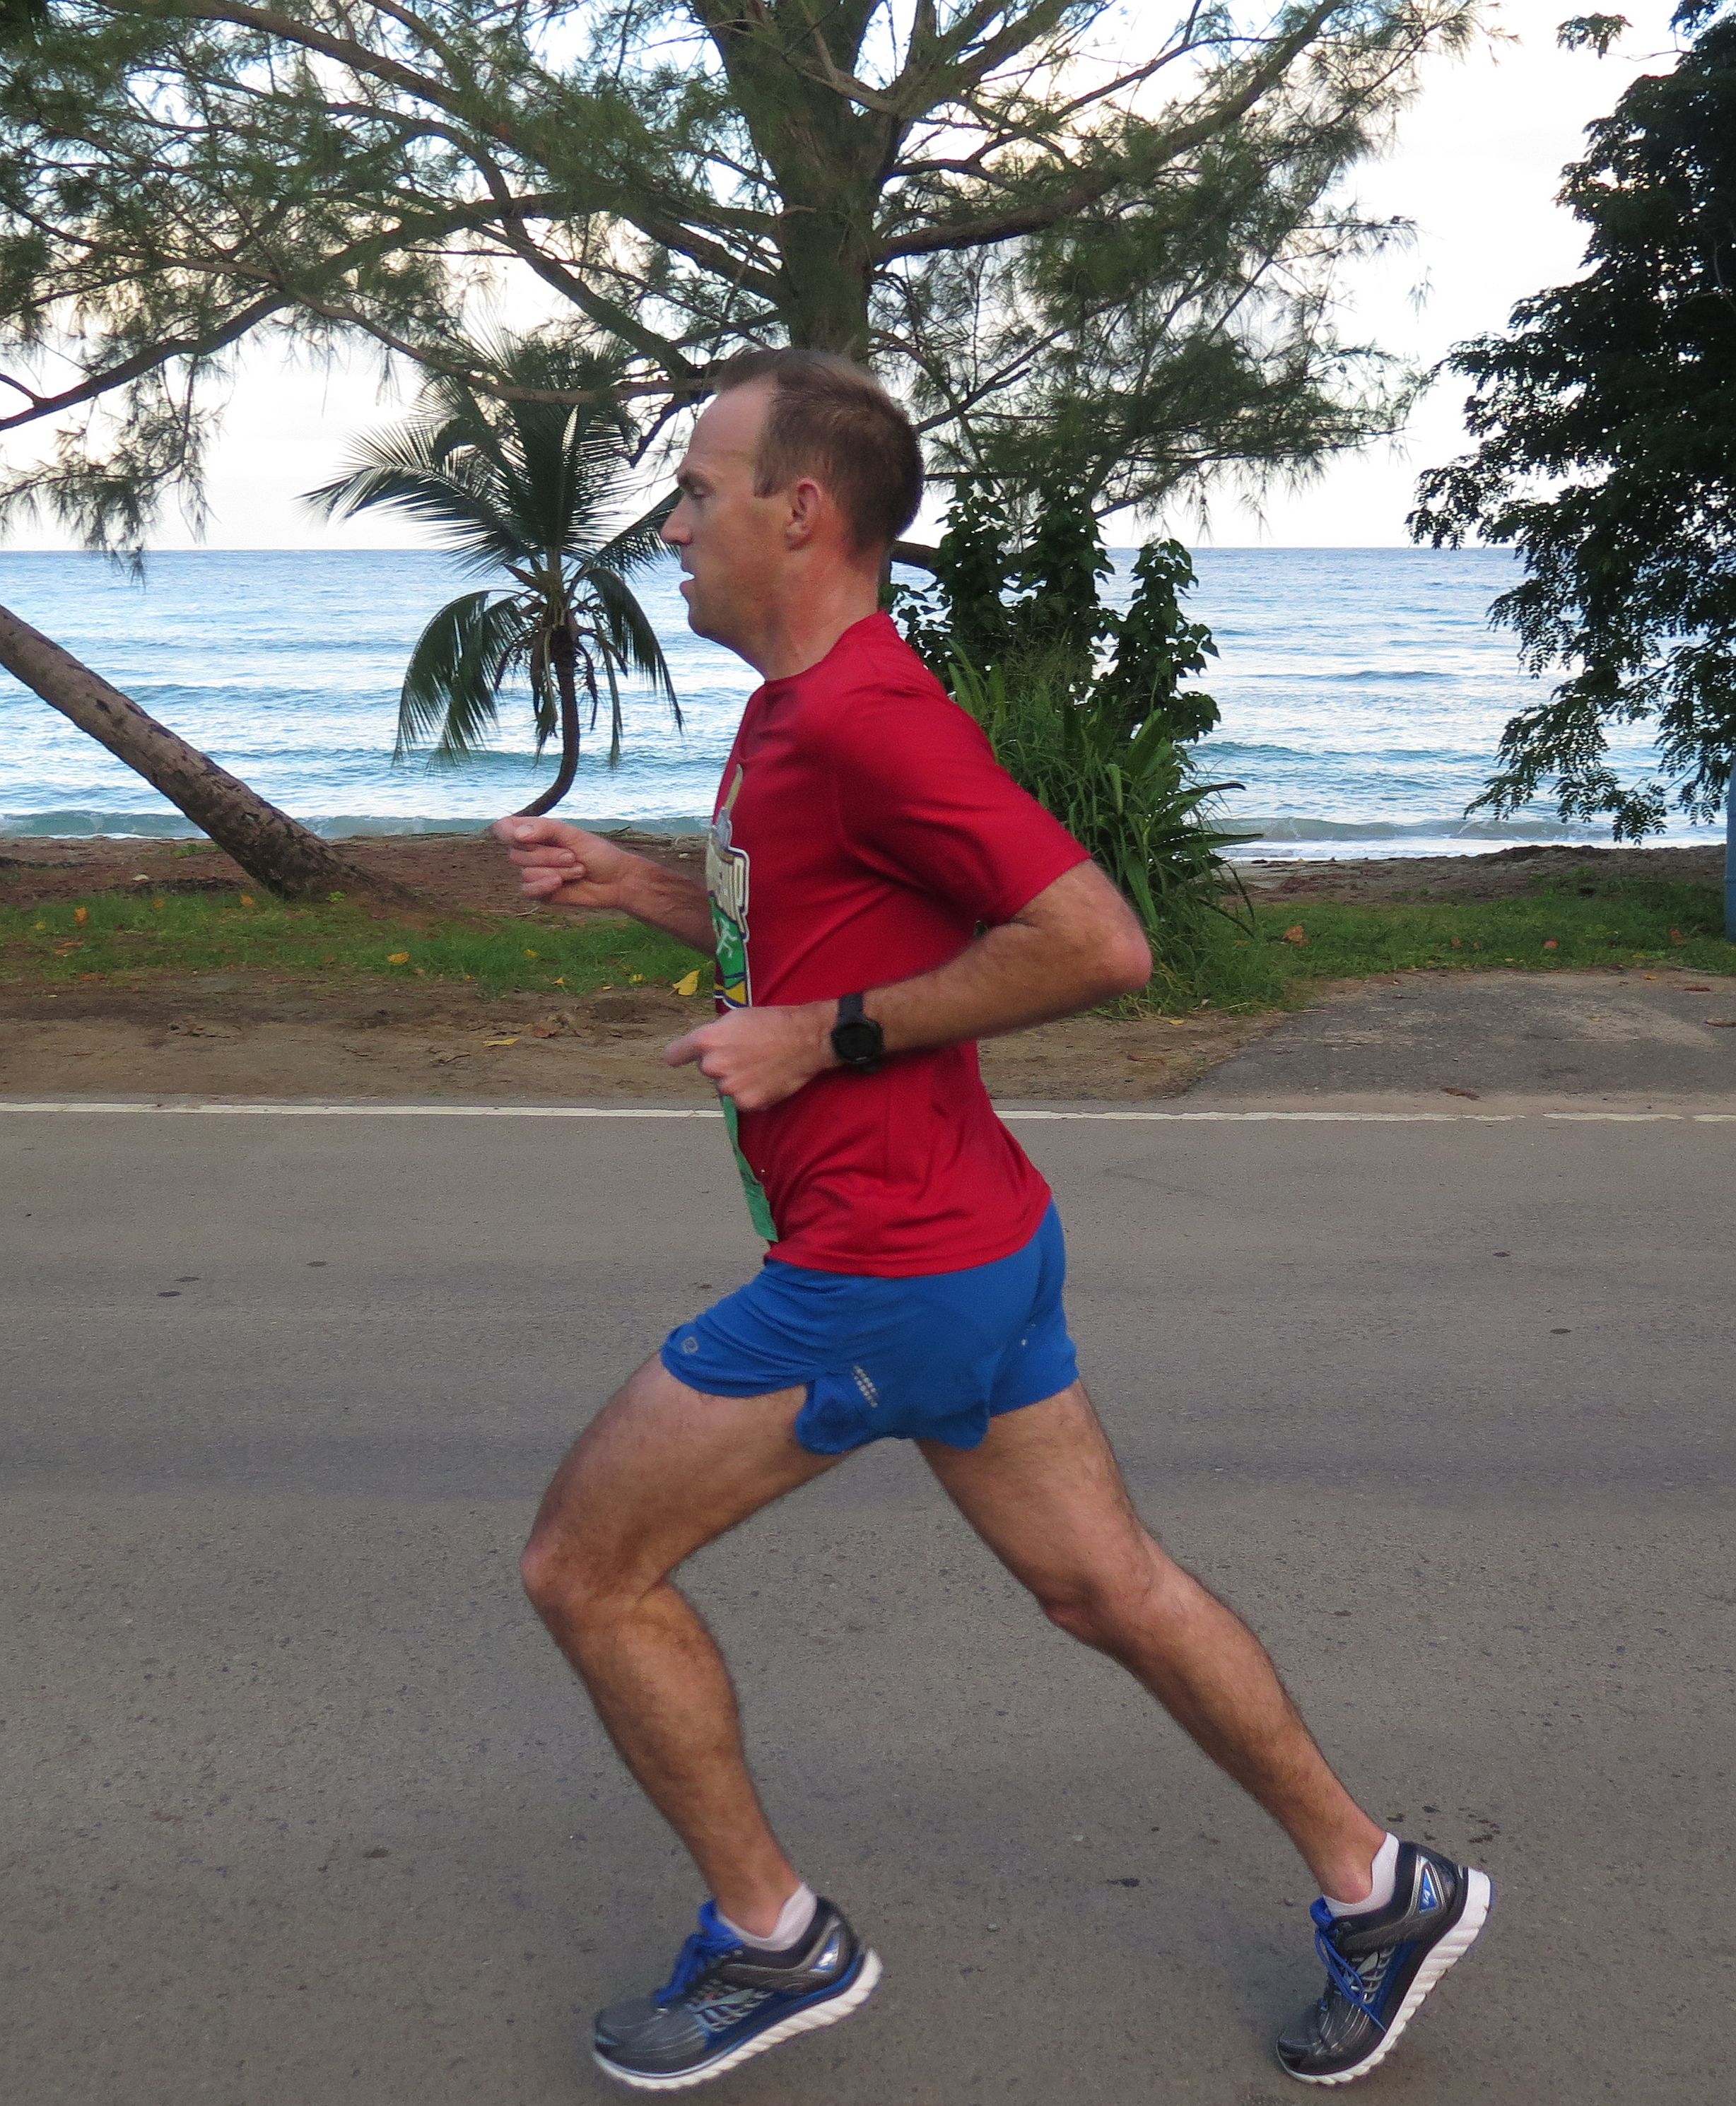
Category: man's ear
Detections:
[{"x1": 784, "y1": 476, "x2": 828, "y2": 549}]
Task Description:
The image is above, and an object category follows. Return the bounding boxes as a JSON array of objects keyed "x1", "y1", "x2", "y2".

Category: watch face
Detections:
[{"x1": 833, "y1": 1018, "x2": 882, "y2": 1066}]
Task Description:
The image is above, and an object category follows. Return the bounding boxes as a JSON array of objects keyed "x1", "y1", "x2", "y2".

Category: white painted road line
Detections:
[{"x1": 1, "y1": 1101, "x2": 1734, "y2": 1122}]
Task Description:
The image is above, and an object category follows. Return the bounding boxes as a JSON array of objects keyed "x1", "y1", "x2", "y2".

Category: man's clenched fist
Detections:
[
  {"x1": 491, "y1": 816, "x2": 646, "y2": 911},
  {"x1": 665, "y1": 1002, "x2": 838, "y2": 1112}
]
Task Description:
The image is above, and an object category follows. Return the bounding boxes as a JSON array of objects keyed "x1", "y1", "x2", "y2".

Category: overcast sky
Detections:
[{"x1": 3, "y1": 1, "x2": 1688, "y2": 553}]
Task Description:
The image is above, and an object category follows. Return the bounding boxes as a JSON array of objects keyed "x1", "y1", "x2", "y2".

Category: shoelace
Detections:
[
  {"x1": 655, "y1": 1901, "x2": 744, "y2": 2005},
  {"x1": 1308, "y1": 1898, "x2": 1389, "y2": 2031}
]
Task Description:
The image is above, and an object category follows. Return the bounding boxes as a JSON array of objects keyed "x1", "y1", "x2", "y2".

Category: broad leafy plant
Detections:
[
  {"x1": 949, "y1": 652, "x2": 1250, "y2": 989},
  {"x1": 1412, "y1": 1, "x2": 1736, "y2": 838}
]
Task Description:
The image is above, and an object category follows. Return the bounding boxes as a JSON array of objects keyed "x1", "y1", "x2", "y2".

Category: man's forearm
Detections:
[
  {"x1": 863, "y1": 918, "x2": 1140, "y2": 1054},
  {"x1": 623, "y1": 858, "x2": 716, "y2": 953}
]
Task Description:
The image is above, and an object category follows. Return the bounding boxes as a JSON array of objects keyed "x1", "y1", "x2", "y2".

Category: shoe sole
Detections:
[
  {"x1": 1279, "y1": 1870, "x2": 1494, "y2": 2087},
  {"x1": 593, "y1": 1948, "x2": 884, "y2": 2092}
]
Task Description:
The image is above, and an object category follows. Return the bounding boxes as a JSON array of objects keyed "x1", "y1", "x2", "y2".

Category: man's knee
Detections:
[
  {"x1": 520, "y1": 1502, "x2": 635, "y2": 1630},
  {"x1": 1034, "y1": 1543, "x2": 1178, "y2": 1653},
  {"x1": 1037, "y1": 1577, "x2": 1124, "y2": 1650}
]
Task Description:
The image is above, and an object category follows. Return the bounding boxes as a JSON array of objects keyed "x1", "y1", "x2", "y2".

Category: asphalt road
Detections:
[{"x1": 4, "y1": 1099, "x2": 1733, "y2": 2106}]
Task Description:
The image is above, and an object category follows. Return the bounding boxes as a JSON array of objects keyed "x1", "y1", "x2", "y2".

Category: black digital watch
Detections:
[{"x1": 830, "y1": 992, "x2": 884, "y2": 1073}]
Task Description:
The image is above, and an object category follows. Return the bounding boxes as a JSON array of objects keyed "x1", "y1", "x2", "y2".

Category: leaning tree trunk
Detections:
[
  {"x1": 0, "y1": 602, "x2": 411, "y2": 902},
  {"x1": 515, "y1": 627, "x2": 582, "y2": 818}
]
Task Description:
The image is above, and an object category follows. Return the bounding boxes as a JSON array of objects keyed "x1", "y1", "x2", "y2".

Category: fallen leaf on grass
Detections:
[
  {"x1": 74, "y1": 905, "x2": 88, "y2": 925},
  {"x1": 1441, "y1": 1087, "x2": 1481, "y2": 1100},
  {"x1": 1542, "y1": 939, "x2": 1559, "y2": 951},
  {"x1": 1282, "y1": 924, "x2": 1308, "y2": 946},
  {"x1": 1670, "y1": 927, "x2": 1687, "y2": 945},
  {"x1": 386, "y1": 951, "x2": 410, "y2": 965},
  {"x1": 523, "y1": 948, "x2": 539, "y2": 958},
  {"x1": 152, "y1": 898, "x2": 165, "y2": 911},
  {"x1": 673, "y1": 968, "x2": 703, "y2": 996},
  {"x1": 239, "y1": 893, "x2": 257, "y2": 908}
]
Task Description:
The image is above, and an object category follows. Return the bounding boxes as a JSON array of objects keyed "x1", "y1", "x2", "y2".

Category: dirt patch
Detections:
[
  {"x1": 4, "y1": 830, "x2": 1720, "y2": 917},
  {"x1": 0, "y1": 974, "x2": 1272, "y2": 1102},
  {"x1": 0, "y1": 828, "x2": 703, "y2": 914},
  {"x1": 1232, "y1": 841, "x2": 1723, "y2": 905}
]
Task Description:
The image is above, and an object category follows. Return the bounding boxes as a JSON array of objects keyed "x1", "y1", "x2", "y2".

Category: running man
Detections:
[{"x1": 495, "y1": 349, "x2": 1491, "y2": 2092}]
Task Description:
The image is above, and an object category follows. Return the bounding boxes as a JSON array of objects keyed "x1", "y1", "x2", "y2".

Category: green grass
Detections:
[
  {"x1": 1145, "y1": 876, "x2": 1735, "y2": 1013},
  {"x1": 0, "y1": 889, "x2": 698, "y2": 994},
  {"x1": 1, "y1": 876, "x2": 1729, "y2": 1012}
]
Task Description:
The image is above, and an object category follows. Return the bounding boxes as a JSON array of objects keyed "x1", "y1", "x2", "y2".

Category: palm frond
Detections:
[
  {"x1": 586, "y1": 488, "x2": 679, "y2": 577},
  {"x1": 305, "y1": 425, "x2": 538, "y2": 579},
  {"x1": 597, "y1": 653, "x2": 626, "y2": 766},
  {"x1": 397, "y1": 591, "x2": 536, "y2": 766},
  {"x1": 583, "y1": 565, "x2": 681, "y2": 725}
]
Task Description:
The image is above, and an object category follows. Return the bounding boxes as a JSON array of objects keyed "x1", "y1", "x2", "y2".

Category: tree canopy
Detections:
[
  {"x1": 1412, "y1": 2, "x2": 1736, "y2": 837},
  {"x1": 0, "y1": 1, "x2": 1476, "y2": 555}
]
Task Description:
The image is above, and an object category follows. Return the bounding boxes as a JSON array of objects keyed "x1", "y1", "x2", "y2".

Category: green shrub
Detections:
[
  {"x1": 894, "y1": 481, "x2": 1220, "y2": 743},
  {"x1": 949, "y1": 652, "x2": 1250, "y2": 992}
]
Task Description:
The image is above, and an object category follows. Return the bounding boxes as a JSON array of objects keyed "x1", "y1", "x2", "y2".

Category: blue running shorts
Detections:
[{"x1": 661, "y1": 1202, "x2": 1079, "y2": 1456}]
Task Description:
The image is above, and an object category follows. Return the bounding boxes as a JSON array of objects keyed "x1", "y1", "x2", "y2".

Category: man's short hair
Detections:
[{"x1": 712, "y1": 348, "x2": 924, "y2": 555}]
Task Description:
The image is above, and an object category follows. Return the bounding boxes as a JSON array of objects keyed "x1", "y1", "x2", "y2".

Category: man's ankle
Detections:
[
  {"x1": 1322, "y1": 1831, "x2": 1401, "y2": 1917},
  {"x1": 717, "y1": 1881, "x2": 818, "y2": 1951}
]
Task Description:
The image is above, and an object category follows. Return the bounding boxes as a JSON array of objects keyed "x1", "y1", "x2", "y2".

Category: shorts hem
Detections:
[{"x1": 658, "y1": 1339, "x2": 809, "y2": 1400}]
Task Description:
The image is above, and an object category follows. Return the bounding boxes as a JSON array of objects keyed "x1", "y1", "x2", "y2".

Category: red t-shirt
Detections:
[{"x1": 706, "y1": 612, "x2": 1091, "y2": 1276}]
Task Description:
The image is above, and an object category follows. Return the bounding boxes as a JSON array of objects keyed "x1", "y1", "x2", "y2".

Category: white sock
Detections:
[
  {"x1": 1324, "y1": 1832, "x2": 1401, "y2": 1917},
  {"x1": 717, "y1": 1881, "x2": 818, "y2": 1953}
]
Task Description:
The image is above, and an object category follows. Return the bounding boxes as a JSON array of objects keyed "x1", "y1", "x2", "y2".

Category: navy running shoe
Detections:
[
  {"x1": 1276, "y1": 1842, "x2": 1494, "y2": 2085},
  {"x1": 592, "y1": 1897, "x2": 881, "y2": 2091}
]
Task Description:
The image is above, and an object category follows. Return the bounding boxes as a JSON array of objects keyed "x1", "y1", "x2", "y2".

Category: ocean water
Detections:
[{"x1": 0, "y1": 546, "x2": 1715, "y2": 858}]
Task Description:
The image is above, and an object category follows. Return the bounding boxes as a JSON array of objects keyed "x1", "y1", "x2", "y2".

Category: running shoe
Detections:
[
  {"x1": 1276, "y1": 1841, "x2": 1494, "y2": 2085},
  {"x1": 593, "y1": 1897, "x2": 881, "y2": 2090}
]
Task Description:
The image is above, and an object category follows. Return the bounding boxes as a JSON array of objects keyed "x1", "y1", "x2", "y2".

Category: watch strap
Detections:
[{"x1": 831, "y1": 992, "x2": 884, "y2": 1072}]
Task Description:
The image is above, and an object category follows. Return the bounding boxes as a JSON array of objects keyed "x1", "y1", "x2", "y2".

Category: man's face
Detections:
[
  {"x1": 661, "y1": 383, "x2": 790, "y2": 657},
  {"x1": 657, "y1": 387, "x2": 779, "y2": 648}
]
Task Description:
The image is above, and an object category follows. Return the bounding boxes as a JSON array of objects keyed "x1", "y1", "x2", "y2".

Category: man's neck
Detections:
[{"x1": 747, "y1": 573, "x2": 882, "y2": 681}]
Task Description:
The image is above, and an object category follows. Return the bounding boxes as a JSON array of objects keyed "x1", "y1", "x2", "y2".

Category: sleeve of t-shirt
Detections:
[{"x1": 825, "y1": 678, "x2": 1093, "y2": 924}]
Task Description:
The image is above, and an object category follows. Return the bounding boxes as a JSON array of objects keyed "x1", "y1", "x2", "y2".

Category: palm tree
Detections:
[{"x1": 305, "y1": 337, "x2": 680, "y2": 817}]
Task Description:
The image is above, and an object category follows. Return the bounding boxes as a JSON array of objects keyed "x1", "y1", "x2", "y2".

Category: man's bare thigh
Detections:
[
  {"x1": 917, "y1": 1382, "x2": 1156, "y2": 1597},
  {"x1": 527, "y1": 1355, "x2": 843, "y2": 1594}
]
